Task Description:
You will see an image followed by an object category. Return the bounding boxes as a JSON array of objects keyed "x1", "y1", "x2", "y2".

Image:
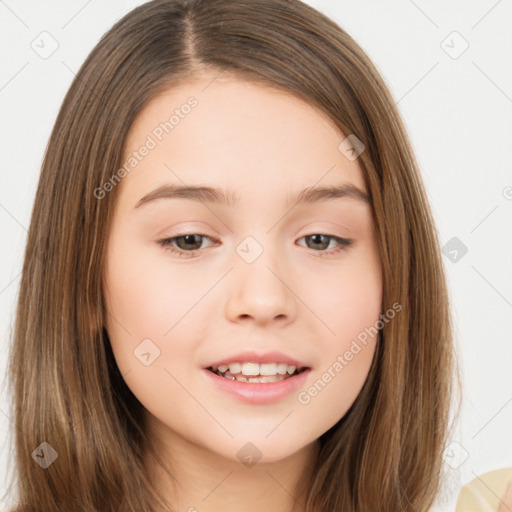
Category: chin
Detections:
[{"x1": 210, "y1": 434, "x2": 313, "y2": 466}]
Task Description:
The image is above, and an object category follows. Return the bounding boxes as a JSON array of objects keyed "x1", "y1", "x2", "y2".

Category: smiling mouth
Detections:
[{"x1": 207, "y1": 363, "x2": 308, "y2": 384}]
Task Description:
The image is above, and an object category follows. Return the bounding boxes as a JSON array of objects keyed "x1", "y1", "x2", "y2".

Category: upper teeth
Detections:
[{"x1": 213, "y1": 362, "x2": 297, "y2": 376}]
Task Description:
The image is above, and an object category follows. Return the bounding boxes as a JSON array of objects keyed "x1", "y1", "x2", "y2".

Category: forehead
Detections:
[{"x1": 118, "y1": 75, "x2": 367, "y2": 209}]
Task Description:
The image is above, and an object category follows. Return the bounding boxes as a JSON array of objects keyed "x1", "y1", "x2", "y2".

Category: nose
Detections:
[{"x1": 224, "y1": 246, "x2": 297, "y2": 326}]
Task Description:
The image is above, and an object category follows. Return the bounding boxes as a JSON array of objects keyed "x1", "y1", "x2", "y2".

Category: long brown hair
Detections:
[{"x1": 6, "y1": 0, "x2": 462, "y2": 510}]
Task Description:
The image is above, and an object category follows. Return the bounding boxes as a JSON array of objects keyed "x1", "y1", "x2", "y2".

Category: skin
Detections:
[{"x1": 103, "y1": 72, "x2": 382, "y2": 512}]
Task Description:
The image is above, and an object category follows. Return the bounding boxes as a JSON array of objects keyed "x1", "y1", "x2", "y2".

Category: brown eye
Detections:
[
  {"x1": 171, "y1": 234, "x2": 204, "y2": 251},
  {"x1": 297, "y1": 234, "x2": 352, "y2": 255},
  {"x1": 157, "y1": 233, "x2": 216, "y2": 258}
]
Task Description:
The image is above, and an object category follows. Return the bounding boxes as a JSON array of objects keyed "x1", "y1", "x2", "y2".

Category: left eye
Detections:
[
  {"x1": 157, "y1": 233, "x2": 352, "y2": 258},
  {"x1": 297, "y1": 234, "x2": 352, "y2": 254}
]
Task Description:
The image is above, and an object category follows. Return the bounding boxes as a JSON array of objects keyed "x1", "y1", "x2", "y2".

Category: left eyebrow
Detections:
[{"x1": 133, "y1": 183, "x2": 371, "y2": 210}]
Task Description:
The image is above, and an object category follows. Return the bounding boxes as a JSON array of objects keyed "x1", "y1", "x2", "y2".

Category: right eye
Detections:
[{"x1": 156, "y1": 233, "x2": 217, "y2": 258}]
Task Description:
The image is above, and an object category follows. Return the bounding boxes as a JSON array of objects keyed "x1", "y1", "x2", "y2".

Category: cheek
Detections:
[
  {"x1": 306, "y1": 244, "x2": 382, "y2": 340},
  {"x1": 296, "y1": 247, "x2": 381, "y2": 425},
  {"x1": 297, "y1": 340, "x2": 377, "y2": 436},
  {"x1": 296, "y1": 318, "x2": 379, "y2": 437},
  {"x1": 103, "y1": 241, "x2": 192, "y2": 374},
  {"x1": 104, "y1": 229, "x2": 209, "y2": 336},
  {"x1": 103, "y1": 258, "x2": 200, "y2": 421}
]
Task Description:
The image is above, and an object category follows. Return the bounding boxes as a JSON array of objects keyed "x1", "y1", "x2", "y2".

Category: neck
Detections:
[{"x1": 144, "y1": 416, "x2": 320, "y2": 512}]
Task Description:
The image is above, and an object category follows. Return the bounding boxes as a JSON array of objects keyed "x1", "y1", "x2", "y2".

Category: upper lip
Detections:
[{"x1": 204, "y1": 350, "x2": 310, "y2": 371}]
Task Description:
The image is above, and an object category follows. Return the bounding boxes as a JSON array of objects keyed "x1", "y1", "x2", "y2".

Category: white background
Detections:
[{"x1": 1, "y1": 1, "x2": 511, "y2": 510}]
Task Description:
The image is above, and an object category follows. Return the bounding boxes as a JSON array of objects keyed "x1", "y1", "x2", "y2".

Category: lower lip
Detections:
[{"x1": 202, "y1": 368, "x2": 311, "y2": 404}]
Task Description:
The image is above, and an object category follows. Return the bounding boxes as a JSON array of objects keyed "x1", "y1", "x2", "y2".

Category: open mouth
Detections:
[
  {"x1": 203, "y1": 360, "x2": 312, "y2": 403},
  {"x1": 207, "y1": 363, "x2": 309, "y2": 384}
]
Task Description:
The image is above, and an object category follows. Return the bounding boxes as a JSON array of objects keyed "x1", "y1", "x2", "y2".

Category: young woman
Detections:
[{"x1": 6, "y1": 1, "x2": 461, "y2": 510}]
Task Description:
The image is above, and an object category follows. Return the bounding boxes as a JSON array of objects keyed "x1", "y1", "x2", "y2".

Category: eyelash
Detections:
[{"x1": 156, "y1": 233, "x2": 352, "y2": 258}]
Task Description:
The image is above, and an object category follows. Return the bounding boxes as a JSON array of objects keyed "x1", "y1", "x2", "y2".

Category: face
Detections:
[{"x1": 103, "y1": 73, "x2": 382, "y2": 464}]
